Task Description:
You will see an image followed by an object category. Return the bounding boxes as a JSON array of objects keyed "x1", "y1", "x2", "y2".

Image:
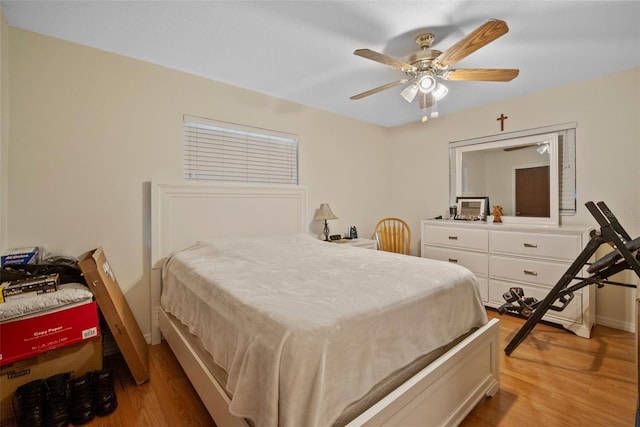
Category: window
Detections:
[{"x1": 184, "y1": 115, "x2": 298, "y2": 185}]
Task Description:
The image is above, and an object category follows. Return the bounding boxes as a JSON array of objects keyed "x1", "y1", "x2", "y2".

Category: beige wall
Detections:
[
  {"x1": 5, "y1": 25, "x2": 640, "y2": 336},
  {"x1": 389, "y1": 67, "x2": 640, "y2": 331},
  {"x1": 6, "y1": 27, "x2": 390, "y2": 339}
]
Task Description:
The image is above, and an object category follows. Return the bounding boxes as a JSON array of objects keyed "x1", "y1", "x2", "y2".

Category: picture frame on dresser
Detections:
[{"x1": 455, "y1": 196, "x2": 489, "y2": 221}]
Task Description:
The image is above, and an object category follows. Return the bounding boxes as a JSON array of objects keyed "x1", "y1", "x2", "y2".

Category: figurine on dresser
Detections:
[{"x1": 492, "y1": 205, "x2": 503, "y2": 223}]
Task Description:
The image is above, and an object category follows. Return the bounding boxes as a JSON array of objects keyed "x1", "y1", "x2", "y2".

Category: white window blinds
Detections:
[
  {"x1": 184, "y1": 115, "x2": 298, "y2": 185},
  {"x1": 558, "y1": 128, "x2": 576, "y2": 215}
]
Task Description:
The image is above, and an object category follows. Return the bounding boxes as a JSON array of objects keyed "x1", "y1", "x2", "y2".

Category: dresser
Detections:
[{"x1": 421, "y1": 219, "x2": 594, "y2": 338}]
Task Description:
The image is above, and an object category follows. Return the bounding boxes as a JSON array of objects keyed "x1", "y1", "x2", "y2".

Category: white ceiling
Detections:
[{"x1": 2, "y1": 1, "x2": 639, "y2": 127}]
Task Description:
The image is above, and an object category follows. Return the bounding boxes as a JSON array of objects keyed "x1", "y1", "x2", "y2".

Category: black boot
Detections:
[
  {"x1": 14, "y1": 379, "x2": 45, "y2": 427},
  {"x1": 43, "y1": 372, "x2": 70, "y2": 427},
  {"x1": 93, "y1": 369, "x2": 118, "y2": 416},
  {"x1": 67, "y1": 374, "x2": 95, "y2": 425}
]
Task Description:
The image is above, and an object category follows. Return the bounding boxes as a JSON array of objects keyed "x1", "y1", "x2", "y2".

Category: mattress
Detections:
[
  {"x1": 161, "y1": 234, "x2": 487, "y2": 427},
  {"x1": 163, "y1": 309, "x2": 474, "y2": 427}
]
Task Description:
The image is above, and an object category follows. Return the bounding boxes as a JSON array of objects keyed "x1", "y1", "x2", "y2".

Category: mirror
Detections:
[{"x1": 450, "y1": 133, "x2": 559, "y2": 225}]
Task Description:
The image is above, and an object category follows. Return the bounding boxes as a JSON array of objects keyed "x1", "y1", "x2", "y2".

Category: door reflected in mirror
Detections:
[{"x1": 515, "y1": 165, "x2": 549, "y2": 217}]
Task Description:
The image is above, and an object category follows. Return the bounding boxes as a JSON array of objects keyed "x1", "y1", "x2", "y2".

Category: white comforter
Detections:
[{"x1": 161, "y1": 234, "x2": 487, "y2": 427}]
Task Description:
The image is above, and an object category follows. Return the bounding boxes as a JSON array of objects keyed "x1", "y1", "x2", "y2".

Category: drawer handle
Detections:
[
  {"x1": 448, "y1": 258, "x2": 458, "y2": 263},
  {"x1": 448, "y1": 236, "x2": 458, "y2": 240},
  {"x1": 523, "y1": 243, "x2": 538, "y2": 248},
  {"x1": 524, "y1": 270, "x2": 538, "y2": 276}
]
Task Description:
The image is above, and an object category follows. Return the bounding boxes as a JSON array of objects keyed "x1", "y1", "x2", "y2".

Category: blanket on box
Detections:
[{"x1": 0, "y1": 283, "x2": 93, "y2": 322}]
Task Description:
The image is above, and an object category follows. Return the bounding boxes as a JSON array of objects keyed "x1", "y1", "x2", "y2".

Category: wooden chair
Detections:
[{"x1": 374, "y1": 218, "x2": 411, "y2": 255}]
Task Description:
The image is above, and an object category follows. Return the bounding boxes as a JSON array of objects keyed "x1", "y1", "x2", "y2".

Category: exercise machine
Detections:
[{"x1": 499, "y1": 201, "x2": 640, "y2": 356}]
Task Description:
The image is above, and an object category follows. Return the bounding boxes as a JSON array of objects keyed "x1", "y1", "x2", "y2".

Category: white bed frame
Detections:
[{"x1": 150, "y1": 181, "x2": 500, "y2": 427}]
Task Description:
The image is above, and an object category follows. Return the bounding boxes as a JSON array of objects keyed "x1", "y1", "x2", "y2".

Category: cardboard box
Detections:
[
  {"x1": 0, "y1": 337, "x2": 102, "y2": 423},
  {"x1": 0, "y1": 273, "x2": 58, "y2": 303},
  {"x1": 0, "y1": 300, "x2": 100, "y2": 367},
  {"x1": 1, "y1": 247, "x2": 40, "y2": 266},
  {"x1": 79, "y1": 248, "x2": 149, "y2": 384}
]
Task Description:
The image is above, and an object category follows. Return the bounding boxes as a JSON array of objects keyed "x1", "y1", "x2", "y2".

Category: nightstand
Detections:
[{"x1": 333, "y1": 238, "x2": 377, "y2": 250}]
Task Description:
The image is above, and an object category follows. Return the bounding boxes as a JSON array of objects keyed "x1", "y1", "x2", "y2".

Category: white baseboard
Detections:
[{"x1": 596, "y1": 315, "x2": 635, "y2": 333}]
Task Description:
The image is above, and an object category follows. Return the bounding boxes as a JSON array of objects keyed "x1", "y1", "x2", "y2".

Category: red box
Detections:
[{"x1": 0, "y1": 301, "x2": 100, "y2": 366}]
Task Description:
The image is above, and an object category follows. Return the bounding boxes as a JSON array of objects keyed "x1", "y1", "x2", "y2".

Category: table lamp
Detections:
[{"x1": 313, "y1": 203, "x2": 338, "y2": 241}]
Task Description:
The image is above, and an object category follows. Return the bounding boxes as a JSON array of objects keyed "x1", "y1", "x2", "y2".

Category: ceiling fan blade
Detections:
[
  {"x1": 350, "y1": 79, "x2": 409, "y2": 100},
  {"x1": 436, "y1": 19, "x2": 509, "y2": 68},
  {"x1": 503, "y1": 144, "x2": 535, "y2": 151},
  {"x1": 354, "y1": 49, "x2": 416, "y2": 72},
  {"x1": 419, "y1": 92, "x2": 434, "y2": 110},
  {"x1": 444, "y1": 68, "x2": 519, "y2": 82}
]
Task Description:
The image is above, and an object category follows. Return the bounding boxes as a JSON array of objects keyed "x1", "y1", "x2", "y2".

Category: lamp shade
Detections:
[
  {"x1": 400, "y1": 83, "x2": 419, "y2": 103},
  {"x1": 432, "y1": 83, "x2": 448, "y2": 100},
  {"x1": 536, "y1": 143, "x2": 549, "y2": 154},
  {"x1": 313, "y1": 203, "x2": 338, "y2": 221},
  {"x1": 418, "y1": 75, "x2": 436, "y2": 93}
]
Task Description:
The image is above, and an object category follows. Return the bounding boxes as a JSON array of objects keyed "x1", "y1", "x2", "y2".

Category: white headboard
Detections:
[{"x1": 150, "y1": 181, "x2": 308, "y2": 343}]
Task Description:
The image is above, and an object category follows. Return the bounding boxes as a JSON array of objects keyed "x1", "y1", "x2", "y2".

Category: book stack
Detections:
[{"x1": 0, "y1": 273, "x2": 59, "y2": 303}]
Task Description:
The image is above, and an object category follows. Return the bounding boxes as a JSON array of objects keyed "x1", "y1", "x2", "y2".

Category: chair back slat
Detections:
[{"x1": 375, "y1": 218, "x2": 411, "y2": 255}]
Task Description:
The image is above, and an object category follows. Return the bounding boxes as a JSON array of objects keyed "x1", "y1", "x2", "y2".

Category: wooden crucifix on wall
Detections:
[{"x1": 497, "y1": 113, "x2": 508, "y2": 131}]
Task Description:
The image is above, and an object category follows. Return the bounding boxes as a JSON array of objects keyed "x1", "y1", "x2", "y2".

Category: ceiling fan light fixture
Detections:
[
  {"x1": 417, "y1": 76, "x2": 436, "y2": 93},
  {"x1": 432, "y1": 83, "x2": 448, "y2": 100},
  {"x1": 536, "y1": 143, "x2": 549, "y2": 154},
  {"x1": 400, "y1": 83, "x2": 419, "y2": 103},
  {"x1": 350, "y1": 19, "x2": 518, "y2": 124}
]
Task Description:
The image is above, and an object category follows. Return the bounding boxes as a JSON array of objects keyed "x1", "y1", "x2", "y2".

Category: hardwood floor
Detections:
[
  {"x1": 93, "y1": 342, "x2": 215, "y2": 427},
  {"x1": 461, "y1": 310, "x2": 636, "y2": 426},
  {"x1": 3, "y1": 310, "x2": 636, "y2": 426},
  {"x1": 1, "y1": 340, "x2": 214, "y2": 427}
]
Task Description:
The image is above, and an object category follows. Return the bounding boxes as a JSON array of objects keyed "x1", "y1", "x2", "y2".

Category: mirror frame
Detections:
[{"x1": 451, "y1": 133, "x2": 559, "y2": 225}]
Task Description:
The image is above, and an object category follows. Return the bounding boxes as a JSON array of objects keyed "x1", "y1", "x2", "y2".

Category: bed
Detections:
[{"x1": 150, "y1": 181, "x2": 500, "y2": 427}]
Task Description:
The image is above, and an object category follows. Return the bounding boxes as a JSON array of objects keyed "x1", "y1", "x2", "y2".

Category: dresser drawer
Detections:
[
  {"x1": 424, "y1": 226, "x2": 488, "y2": 251},
  {"x1": 489, "y1": 255, "x2": 574, "y2": 289},
  {"x1": 489, "y1": 230, "x2": 581, "y2": 261},
  {"x1": 425, "y1": 246, "x2": 488, "y2": 276}
]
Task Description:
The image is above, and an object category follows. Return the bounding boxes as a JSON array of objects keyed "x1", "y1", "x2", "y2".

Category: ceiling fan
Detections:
[{"x1": 350, "y1": 19, "x2": 519, "y2": 114}]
